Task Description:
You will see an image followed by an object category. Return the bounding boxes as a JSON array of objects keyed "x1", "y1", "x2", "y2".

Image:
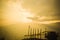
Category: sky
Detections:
[{"x1": 0, "y1": 0, "x2": 60, "y2": 40}]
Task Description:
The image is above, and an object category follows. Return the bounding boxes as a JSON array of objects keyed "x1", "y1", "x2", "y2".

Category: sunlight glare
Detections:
[{"x1": 7, "y1": 1, "x2": 34, "y2": 23}]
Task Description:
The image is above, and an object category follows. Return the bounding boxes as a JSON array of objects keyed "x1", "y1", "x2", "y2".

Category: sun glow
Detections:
[
  {"x1": 2, "y1": 0, "x2": 60, "y2": 26},
  {"x1": 2, "y1": 0, "x2": 34, "y2": 25},
  {"x1": 20, "y1": 11, "x2": 34, "y2": 23}
]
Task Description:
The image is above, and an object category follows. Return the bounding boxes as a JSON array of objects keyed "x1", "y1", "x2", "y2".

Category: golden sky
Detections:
[
  {"x1": 0, "y1": 0, "x2": 60, "y2": 40},
  {"x1": 1, "y1": 0, "x2": 60, "y2": 25}
]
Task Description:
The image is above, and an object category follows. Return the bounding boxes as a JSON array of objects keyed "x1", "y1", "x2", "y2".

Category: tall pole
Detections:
[
  {"x1": 38, "y1": 28, "x2": 39, "y2": 38},
  {"x1": 35, "y1": 28, "x2": 36, "y2": 38},
  {"x1": 40, "y1": 29, "x2": 42, "y2": 39},
  {"x1": 33, "y1": 28, "x2": 34, "y2": 38},
  {"x1": 28, "y1": 25, "x2": 30, "y2": 36}
]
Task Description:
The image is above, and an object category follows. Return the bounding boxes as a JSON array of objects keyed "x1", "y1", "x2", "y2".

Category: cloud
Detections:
[{"x1": 22, "y1": 0, "x2": 60, "y2": 20}]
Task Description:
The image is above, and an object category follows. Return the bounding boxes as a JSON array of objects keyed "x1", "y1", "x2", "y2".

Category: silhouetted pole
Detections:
[
  {"x1": 38, "y1": 28, "x2": 39, "y2": 38},
  {"x1": 28, "y1": 26, "x2": 30, "y2": 36},
  {"x1": 40, "y1": 29, "x2": 42, "y2": 39},
  {"x1": 30, "y1": 28, "x2": 32, "y2": 38},
  {"x1": 35, "y1": 28, "x2": 36, "y2": 38}
]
